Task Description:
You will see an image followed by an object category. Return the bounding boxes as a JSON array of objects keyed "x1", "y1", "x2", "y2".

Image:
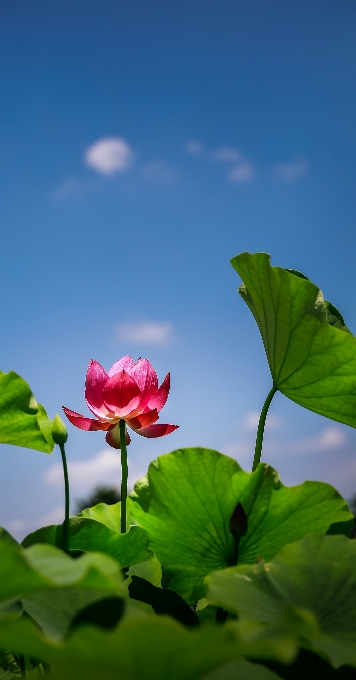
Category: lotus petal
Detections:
[
  {"x1": 108, "y1": 356, "x2": 135, "y2": 377},
  {"x1": 84, "y1": 360, "x2": 109, "y2": 413},
  {"x1": 62, "y1": 407, "x2": 109, "y2": 432},
  {"x1": 134, "y1": 423, "x2": 178, "y2": 438},
  {"x1": 106, "y1": 423, "x2": 132, "y2": 449},
  {"x1": 129, "y1": 359, "x2": 158, "y2": 407},
  {"x1": 126, "y1": 409, "x2": 159, "y2": 431},
  {"x1": 103, "y1": 370, "x2": 141, "y2": 417},
  {"x1": 147, "y1": 373, "x2": 170, "y2": 413}
]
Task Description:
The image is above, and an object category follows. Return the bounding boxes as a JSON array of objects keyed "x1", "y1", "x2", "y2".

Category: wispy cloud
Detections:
[
  {"x1": 116, "y1": 320, "x2": 174, "y2": 346},
  {"x1": 228, "y1": 161, "x2": 255, "y2": 183},
  {"x1": 224, "y1": 426, "x2": 347, "y2": 470},
  {"x1": 50, "y1": 177, "x2": 93, "y2": 201},
  {"x1": 6, "y1": 505, "x2": 64, "y2": 540},
  {"x1": 293, "y1": 427, "x2": 346, "y2": 453},
  {"x1": 273, "y1": 157, "x2": 308, "y2": 181},
  {"x1": 213, "y1": 146, "x2": 241, "y2": 163},
  {"x1": 44, "y1": 449, "x2": 145, "y2": 491},
  {"x1": 223, "y1": 441, "x2": 253, "y2": 465},
  {"x1": 141, "y1": 161, "x2": 178, "y2": 185},
  {"x1": 85, "y1": 136, "x2": 133, "y2": 175},
  {"x1": 185, "y1": 140, "x2": 204, "y2": 155},
  {"x1": 243, "y1": 411, "x2": 281, "y2": 431},
  {"x1": 186, "y1": 139, "x2": 255, "y2": 182}
]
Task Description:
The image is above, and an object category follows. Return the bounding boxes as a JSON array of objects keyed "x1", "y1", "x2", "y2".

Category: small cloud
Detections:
[
  {"x1": 273, "y1": 157, "x2": 308, "y2": 181},
  {"x1": 185, "y1": 140, "x2": 203, "y2": 155},
  {"x1": 6, "y1": 505, "x2": 64, "y2": 540},
  {"x1": 85, "y1": 137, "x2": 133, "y2": 175},
  {"x1": 142, "y1": 161, "x2": 178, "y2": 185},
  {"x1": 295, "y1": 427, "x2": 346, "y2": 453},
  {"x1": 244, "y1": 412, "x2": 281, "y2": 431},
  {"x1": 228, "y1": 162, "x2": 255, "y2": 182},
  {"x1": 116, "y1": 321, "x2": 174, "y2": 347},
  {"x1": 223, "y1": 441, "x2": 252, "y2": 465},
  {"x1": 44, "y1": 449, "x2": 145, "y2": 491},
  {"x1": 213, "y1": 146, "x2": 241, "y2": 163},
  {"x1": 50, "y1": 177, "x2": 87, "y2": 201}
]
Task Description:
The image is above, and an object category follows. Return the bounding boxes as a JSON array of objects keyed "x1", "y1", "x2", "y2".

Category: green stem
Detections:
[
  {"x1": 119, "y1": 419, "x2": 128, "y2": 534},
  {"x1": 59, "y1": 443, "x2": 70, "y2": 551},
  {"x1": 252, "y1": 385, "x2": 277, "y2": 472}
]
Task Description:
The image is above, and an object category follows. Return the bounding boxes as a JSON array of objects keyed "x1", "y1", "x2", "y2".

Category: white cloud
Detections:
[
  {"x1": 85, "y1": 137, "x2": 133, "y2": 175},
  {"x1": 185, "y1": 140, "x2": 255, "y2": 183},
  {"x1": 224, "y1": 426, "x2": 347, "y2": 471},
  {"x1": 223, "y1": 441, "x2": 253, "y2": 465},
  {"x1": 273, "y1": 157, "x2": 308, "y2": 181},
  {"x1": 116, "y1": 320, "x2": 174, "y2": 346},
  {"x1": 228, "y1": 162, "x2": 255, "y2": 182},
  {"x1": 244, "y1": 411, "x2": 281, "y2": 431},
  {"x1": 50, "y1": 177, "x2": 88, "y2": 201},
  {"x1": 185, "y1": 140, "x2": 203, "y2": 155},
  {"x1": 294, "y1": 427, "x2": 346, "y2": 453},
  {"x1": 6, "y1": 505, "x2": 64, "y2": 539},
  {"x1": 214, "y1": 146, "x2": 241, "y2": 162},
  {"x1": 142, "y1": 161, "x2": 178, "y2": 185},
  {"x1": 44, "y1": 448, "x2": 146, "y2": 491}
]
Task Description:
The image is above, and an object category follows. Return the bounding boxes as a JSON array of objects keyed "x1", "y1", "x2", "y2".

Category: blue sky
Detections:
[{"x1": 1, "y1": 1, "x2": 356, "y2": 539}]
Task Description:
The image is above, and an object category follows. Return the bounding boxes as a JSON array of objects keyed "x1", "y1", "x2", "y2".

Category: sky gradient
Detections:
[{"x1": 1, "y1": 0, "x2": 356, "y2": 539}]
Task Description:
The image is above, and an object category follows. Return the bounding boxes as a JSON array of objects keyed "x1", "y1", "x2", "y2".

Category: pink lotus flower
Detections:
[{"x1": 63, "y1": 356, "x2": 178, "y2": 449}]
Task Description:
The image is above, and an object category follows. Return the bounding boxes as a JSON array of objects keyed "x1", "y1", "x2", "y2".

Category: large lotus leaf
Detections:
[
  {"x1": 22, "y1": 518, "x2": 152, "y2": 568},
  {"x1": 21, "y1": 588, "x2": 116, "y2": 639},
  {"x1": 128, "y1": 448, "x2": 352, "y2": 602},
  {"x1": 129, "y1": 555, "x2": 162, "y2": 586},
  {"x1": 77, "y1": 502, "x2": 123, "y2": 532},
  {"x1": 202, "y1": 660, "x2": 282, "y2": 680},
  {"x1": 21, "y1": 588, "x2": 153, "y2": 641},
  {"x1": 0, "y1": 371, "x2": 54, "y2": 452},
  {"x1": 266, "y1": 648, "x2": 355, "y2": 680},
  {"x1": 230, "y1": 252, "x2": 356, "y2": 429},
  {"x1": 0, "y1": 526, "x2": 18, "y2": 545},
  {"x1": 206, "y1": 534, "x2": 356, "y2": 669},
  {"x1": 0, "y1": 611, "x2": 299, "y2": 680},
  {"x1": 128, "y1": 576, "x2": 200, "y2": 627},
  {"x1": 0, "y1": 539, "x2": 124, "y2": 602}
]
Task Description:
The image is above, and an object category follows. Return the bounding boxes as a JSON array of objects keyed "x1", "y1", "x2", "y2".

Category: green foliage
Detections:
[
  {"x1": 22, "y1": 515, "x2": 152, "y2": 568},
  {"x1": 0, "y1": 526, "x2": 19, "y2": 545},
  {"x1": 22, "y1": 588, "x2": 116, "y2": 640},
  {"x1": 129, "y1": 447, "x2": 352, "y2": 602},
  {"x1": 203, "y1": 660, "x2": 282, "y2": 680},
  {"x1": 0, "y1": 540, "x2": 124, "y2": 603},
  {"x1": 128, "y1": 576, "x2": 200, "y2": 627},
  {"x1": 128, "y1": 555, "x2": 162, "y2": 586},
  {"x1": 0, "y1": 371, "x2": 54, "y2": 453},
  {"x1": 76, "y1": 501, "x2": 123, "y2": 532},
  {"x1": 1, "y1": 251, "x2": 356, "y2": 679},
  {"x1": 0, "y1": 611, "x2": 299, "y2": 680},
  {"x1": 206, "y1": 534, "x2": 356, "y2": 668},
  {"x1": 230, "y1": 252, "x2": 356, "y2": 428}
]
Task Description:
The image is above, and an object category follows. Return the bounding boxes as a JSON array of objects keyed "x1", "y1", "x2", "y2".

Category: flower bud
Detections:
[
  {"x1": 52, "y1": 413, "x2": 68, "y2": 445},
  {"x1": 229, "y1": 502, "x2": 248, "y2": 539}
]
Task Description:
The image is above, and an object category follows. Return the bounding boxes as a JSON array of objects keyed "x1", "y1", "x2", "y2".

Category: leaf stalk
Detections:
[
  {"x1": 119, "y1": 419, "x2": 128, "y2": 534},
  {"x1": 252, "y1": 385, "x2": 277, "y2": 471},
  {"x1": 59, "y1": 442, "x2": 70, "y2": 551}
]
